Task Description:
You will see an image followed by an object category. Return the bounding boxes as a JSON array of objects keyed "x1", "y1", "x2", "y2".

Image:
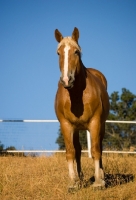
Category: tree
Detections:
[
  {"x1": 0, "y1": 141, "x2": 25, "y2": 156},
  {"x1": 56, "y1": 127, "x2": 65, "y2": 150},
  {"x1": 104, "y1": 88, "x2": 136, "y2": 150},
  {"x1": 0, "y1": 141, "x2": 4, "y2": 151},
  {"x1": 0, "y1": 141, "x2": 16, "y2": 152},
  {"x1": 56, "y1": 88, "x2": 136, "y2": 150},
  {"x1": 108, "y1": 88, "x2": 136, "y2": 120}
]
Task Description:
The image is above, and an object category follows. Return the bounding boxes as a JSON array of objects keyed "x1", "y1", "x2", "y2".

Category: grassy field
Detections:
[{"x1": 0, "y1": 153, "x2": 136, "y2": 200}]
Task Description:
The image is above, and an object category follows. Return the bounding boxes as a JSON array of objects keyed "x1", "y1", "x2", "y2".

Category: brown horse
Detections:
[{"x1": 54, "y1": 27, "x2": 109, "y2": 190}]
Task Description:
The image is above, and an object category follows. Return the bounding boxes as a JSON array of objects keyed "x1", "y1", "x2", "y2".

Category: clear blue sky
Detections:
[{"x1": 0, "y1": 0, "x2": 136, "y2": 150}]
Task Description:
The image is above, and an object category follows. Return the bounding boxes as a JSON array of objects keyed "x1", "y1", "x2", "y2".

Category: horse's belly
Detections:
[{"x1": 66, "y1": 115, "x2": 90, "y2": 130}]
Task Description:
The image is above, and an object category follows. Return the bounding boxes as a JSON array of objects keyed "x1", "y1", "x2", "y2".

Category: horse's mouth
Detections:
[{"x1": 64, "y1": 84, "x2": 74, "y2": 90}]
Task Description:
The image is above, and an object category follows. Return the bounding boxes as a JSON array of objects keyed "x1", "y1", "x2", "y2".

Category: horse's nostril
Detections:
[
  {"x1": 69, "y1": 76, "x2": 72, "y2": 82},
  {"x1": 60, "y1": 77, "x2": 64, "y2": 85},
  {"x1": 69, "y1": 76, "x2": 75, "y2": 84}
]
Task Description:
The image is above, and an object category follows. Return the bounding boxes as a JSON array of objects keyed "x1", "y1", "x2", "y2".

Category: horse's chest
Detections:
[{"x1": 64, "y1": 98, "x2": 92, "y2": 126}]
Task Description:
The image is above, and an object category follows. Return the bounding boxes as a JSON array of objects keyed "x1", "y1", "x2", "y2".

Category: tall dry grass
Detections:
[{"x1": 0, "y1": 154, "x2": 136, "y2": 200}]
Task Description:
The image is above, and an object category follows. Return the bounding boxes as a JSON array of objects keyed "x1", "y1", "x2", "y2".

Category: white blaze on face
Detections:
[{"x1": 63, "y1": 45, "x2": 70, "y2": 86}]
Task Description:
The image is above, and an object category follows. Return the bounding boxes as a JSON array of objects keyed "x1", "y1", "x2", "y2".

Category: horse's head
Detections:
[{"x1": 55, "y1": 27, "x2": 81, "y2": 89}]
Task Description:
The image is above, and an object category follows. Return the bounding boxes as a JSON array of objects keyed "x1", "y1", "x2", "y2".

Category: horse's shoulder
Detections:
[
  {"x1": 56, "y1": 81, "x2": 70, "y2": 100},
  {"x1": 85, "y1": 68, "x2": 107, "y2": 90}
]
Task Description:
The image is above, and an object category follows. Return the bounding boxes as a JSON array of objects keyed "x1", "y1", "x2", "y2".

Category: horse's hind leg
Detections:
[
  {"x1": 73, "y1": 130, "x2": 83, "y2": 181},
  {"x1": 99, "y1": 123, "x2": 105, "y2": 180}
]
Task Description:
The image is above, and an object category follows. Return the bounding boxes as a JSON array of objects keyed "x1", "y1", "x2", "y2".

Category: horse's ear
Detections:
[
  {"x1": 55, "y1": 29, "x2": 63, "y2": 43},
  {"x1": 72, "y1": 27, "x2": 79, "y2": 42}
]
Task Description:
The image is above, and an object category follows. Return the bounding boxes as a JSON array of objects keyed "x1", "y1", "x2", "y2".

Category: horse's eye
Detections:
[{"x1": 74, "y1": 50, "x2": 79, "y2": 55}]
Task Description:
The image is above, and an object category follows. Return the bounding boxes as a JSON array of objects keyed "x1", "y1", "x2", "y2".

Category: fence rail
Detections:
[
  {"x1": 1, "y1": 150, "x2": 136, "y2": 154},
  {"x1": 0, "y1": 119, "x2": 136, "y2": 123},
  {"x1": 0, "y1": 119, "x2": 58, "y2": 123},
  {"x1": 0, "y1": 119, "x2": 136, "y2": 156}
]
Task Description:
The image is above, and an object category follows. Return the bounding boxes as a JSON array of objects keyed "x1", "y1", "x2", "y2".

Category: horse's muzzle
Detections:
[{"x1": 60, "y1": 75, "x2": 75, "y2": 89}]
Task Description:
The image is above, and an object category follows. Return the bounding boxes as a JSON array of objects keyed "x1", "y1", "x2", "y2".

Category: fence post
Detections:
[{"x1": 87, "y1": 130, "x2": 92, "y2": 158}]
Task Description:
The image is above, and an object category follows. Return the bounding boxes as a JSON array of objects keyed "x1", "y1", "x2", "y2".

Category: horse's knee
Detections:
[
  {"x1": 91, "y1": 143, "x2": 101, "y2": 160},
  {"x1": 66, "y1": 149, "x2": 75, "y2": 161}
]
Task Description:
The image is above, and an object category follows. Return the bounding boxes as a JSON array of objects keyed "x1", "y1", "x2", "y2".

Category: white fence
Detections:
[{"x1": 0, "y1": 120, "x2": 136, "y2": 157}]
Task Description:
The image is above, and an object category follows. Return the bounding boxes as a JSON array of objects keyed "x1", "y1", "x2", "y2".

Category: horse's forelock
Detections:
[{"x1": 57, "y1": 37, "x2": 81, "y2": 52}]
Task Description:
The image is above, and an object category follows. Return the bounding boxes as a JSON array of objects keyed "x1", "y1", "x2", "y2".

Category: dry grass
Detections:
[{"x1": 0, "y1": 154, "x2": 136, "y2": 200}]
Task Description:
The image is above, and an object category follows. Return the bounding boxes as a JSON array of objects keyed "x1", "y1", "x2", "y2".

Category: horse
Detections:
[{"x1": 54, "y1": 27, "x2": 109, "y2": 190}]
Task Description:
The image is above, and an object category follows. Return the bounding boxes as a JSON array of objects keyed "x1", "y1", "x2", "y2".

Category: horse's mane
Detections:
[{"x1": 57, "y1": 37, "x2": 81, "y2": 52}]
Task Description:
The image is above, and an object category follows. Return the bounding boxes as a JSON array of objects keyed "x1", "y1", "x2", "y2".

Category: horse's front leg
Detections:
[
  {"x1": 61, "y1": 122, "x2": 80, "y2": 191},
  {"x1": 89, "y1": 121, "x2": 105, "y2": 188}
]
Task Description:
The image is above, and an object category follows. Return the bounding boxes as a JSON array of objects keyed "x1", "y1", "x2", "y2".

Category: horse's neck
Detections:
[
  {"x1": 70, "y1": 61, "x2": 86, "y2": 95},
  {"x1": 68, "y1": 61, "x2": 86, "y2": 111},
  {"x1": 75, "y1": 61, "x2": 86, "y2": 89}
]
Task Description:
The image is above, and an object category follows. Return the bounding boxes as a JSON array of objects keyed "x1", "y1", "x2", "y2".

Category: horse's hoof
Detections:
[
  {"x1": 92, "y1": 180, "x2": 105, "y2": 190},
  {"x1": 68, "y1": 186, "x2": 78, "y2": 193},
  {"x1": 81, "y1": 180, "x2": 91, "y2": 188},
  {"x1": 68, "y1": 181, "x2": 81, "y2": 193}
]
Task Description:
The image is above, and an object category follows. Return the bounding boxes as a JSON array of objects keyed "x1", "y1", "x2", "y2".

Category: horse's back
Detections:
[
  {"x1": 86, "y1": 68, "x2": 107, "y2": 90},
  {"x1": 85, "y1": 67, "x2": 109, "y2": 121}
]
